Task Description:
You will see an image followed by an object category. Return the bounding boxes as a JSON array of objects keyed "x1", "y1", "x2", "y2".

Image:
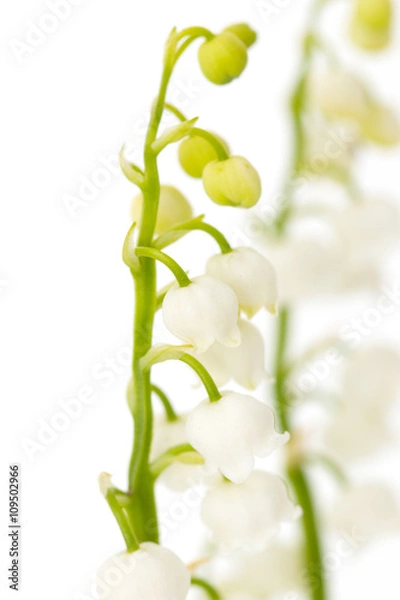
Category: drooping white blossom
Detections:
[
  {"x1": 186, "y1": 392, "x2": 289, "y2": 483},
  {"x1": 96, "y1": 543, "x2": 190, "y2": 600},
  {"x1": 162, "y1": 275, "x2": 241, "y2": 352},
  {"x1": 206, "y1": 247, "x2": 277, "y2": 317},
  {"x1": 151, "y1": 415, "x2": 205, "y2": 491},
  {"x1": 194, "y1": 319, "x2": 266, "y2": 389},
  {"x1": 330, "y1": 483, "x2": 400, "y2": 542},
  {"x1": 201, "y1": 471, "x2": 301, "y2": 549}
]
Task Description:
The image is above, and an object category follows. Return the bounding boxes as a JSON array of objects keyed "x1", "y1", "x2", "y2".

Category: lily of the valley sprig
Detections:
[{"x1": 95, "y1": 24, "x2": 292, "y2": 600}]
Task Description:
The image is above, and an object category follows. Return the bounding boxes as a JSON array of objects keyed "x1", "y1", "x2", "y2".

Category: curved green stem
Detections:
[
  {"x1": 191, "y1": 577, "x2": 222, "y2": 600},
  {"x1": 141, "y1": 345, "x2": 222, "y2": 403},
  {"x1": 135, "y1": 246, "x2": 191, "y2": 287},
  {"x1": 154, "y1": 218, "x2": 232, "y2": 254},
  {"x1": 151, "y1": 384, "x2": 178, "y2": 421},
  {"x1": 150, "y1": 443, "x2": 201, "y2": 479},
  {"x1": 191, "y1": 127, "x2": 229, "y2": 160},
  {"x1": 176, "y1": 27, "x2": 214, "y2": 42},
  {"x1": 164, "y1": 102, "x2": 187, "y2": 122}
]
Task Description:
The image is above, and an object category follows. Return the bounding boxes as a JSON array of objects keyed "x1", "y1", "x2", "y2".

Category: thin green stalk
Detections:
[
  {"x1": 135, "y1": 246, "x2": 191, "y2": 287},
  {"x1": 154, "y1": 219, "x2": 232, "y2": 254},
  {"x1": 191, "y1": 577, "x2": 222, "y2": 600},
  {"x1": 141, "y1": 345, "x2": 222, "y2": 403},
  {"x1": 271, "y1": 2, "x2": 329, "y2": 596},
  {"x1": 191, "y1": 127, "x2": 229, "y2": 160},
  {"x1": 127, "y1": 32, "x2": 177, "y2": 544},
  {"x1": 150, "y1": 443, "x2": 200, "y2": 479},
  {"x1": 151, "y1": 384, "x2": 178, "y2": 421},
  {"x1": 274, "y1": 309, "x2": 326, "y2": 600}
]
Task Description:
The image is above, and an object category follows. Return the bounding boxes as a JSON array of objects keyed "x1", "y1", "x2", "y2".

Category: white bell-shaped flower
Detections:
[
  {"x1": 194, "y1": 319, "x2": 265, "y2": 389},
  {"x1": 343, "y1": 346, "x2": 400, "y2": 409},
  {"x1": 206, "y1": 247, "x2": 277, "y2": 317},
  {"x1": 96, "y1": 543, "x2": 190, "y2": 600},
  {"x1": 162, "y1": 275, "x2": 240, "y2": 352},
  {"x1": 201, "y1": 471, "x2": 301, "y2": 550},
  {"x1": 330, "y1": 483, "x2": 400, "y2": 542},
  {"x1": 185, "y1": 392, "x2": 289, "y2": 483},
  {"x1": 151, "y1": 415, "x2": 204, "y2": 491}
]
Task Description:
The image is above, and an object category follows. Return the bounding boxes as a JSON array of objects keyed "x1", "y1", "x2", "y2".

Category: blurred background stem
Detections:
[{"x1": 272, "y1": 1, "x2": 329, "y2": 598}]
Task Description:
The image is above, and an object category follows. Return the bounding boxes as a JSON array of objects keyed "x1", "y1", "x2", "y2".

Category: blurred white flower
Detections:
[
  {"x1": 206, "y1": 247, "x2": 277, "y2": 317},
  {"x1": 311, "y1": 68, "x2": 400, "y2": 147},
  {"x1": 342, "y1": 346, "x2": 400, "y2": 409},
  {"x1": 96, "y1": 543, "x2": 190, "y2": 600},
  {"x1": 186, "y1": 392, "x2": 288, "y2": 483},
  {"x1": 330, "y1": 483, "x2": 400, "y2": 542},
  {"x1": 201, "y1": 471, "x2": 301, "y2": 550},
  {"x1": 360, "y1": 105, "x2": 400, "y2": 146},
  {"x1": 162, "y1": 275, "x2": 240, "y2": 352},
  {"x1": 324, "y1": 403, "x2": 392, "y2": 461},
  {"x1": 217, "y1": 542, "x2": 306, "y2": 598},
  {"x1": 194, "y1": 319, "x2": 265, "y2": 389},
  {"x1": 332, "y1": 199, "x2": 400, "y2": 269},
  {"x1": 301, "y1": 120, "x2": 359, "y2": 182},
  {"x1": 269, "y1": 238, "x2": 343, "y2": 304},
  {"x1": 311, "y1": 69, "x2": 371, "y2": 123},
  {"x1": 151, "y1": 416, "x2": 204, "y2": 491}
]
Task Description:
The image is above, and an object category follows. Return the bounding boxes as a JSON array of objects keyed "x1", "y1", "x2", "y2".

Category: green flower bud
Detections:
[
  {"x1": 198, "y1": 32, "x2": 248, "y2": 85},
  {"x1": 132, "y1": 185, "x2": 192, "y2": 234},
  {"x1": 223, "y1": 23, "x2": 257, "y2": 48},
  {"x1": 178, "y1": 134, "x2": 230, "y2": 178},
  {"x1": 350, "y1": 0, "x2": 392, "y2": 50},
  {"x1": 202, "y1": 156, "x2": 261, "y2": 208}
]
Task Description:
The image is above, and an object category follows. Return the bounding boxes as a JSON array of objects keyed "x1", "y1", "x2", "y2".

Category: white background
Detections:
[{"x1": 1, "y1": 0, "x2": 400, "y2": 599}]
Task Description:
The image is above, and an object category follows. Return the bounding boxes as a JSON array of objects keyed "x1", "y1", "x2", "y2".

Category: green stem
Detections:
[
  {"x1": 127, "y1": 31, "x2": 178, "y2": 544},
  {"x1": 136, "y1": 246, "x2": 191, "y2": 287},
  {"x1": 191, "y1": 127, "x2": 229, "y2": 160},
  {"x1": 105, "y1": 488, "x2": 140, "y2": 553},
  {"x1": 150, "y1": 443, "x2": 200, "y2": 479},
  {"x1": 141, "y1": 345, "x2": 222, "y2": 403},
  {"x1": 151, "y1": 384, "x2": 178, "y2": 421},
  {"x1": 164, "y1": 102, "x2": 187, "y2": 122},
  {"x1": 154, "y1": 218, "x2": 232, "y2": 254},
  {"x1": 273, "y1": 308, "x2": 326, "y2": 600},
  {"x1": 191, "y1": 577, "x2": 222, "y2": 600}
]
